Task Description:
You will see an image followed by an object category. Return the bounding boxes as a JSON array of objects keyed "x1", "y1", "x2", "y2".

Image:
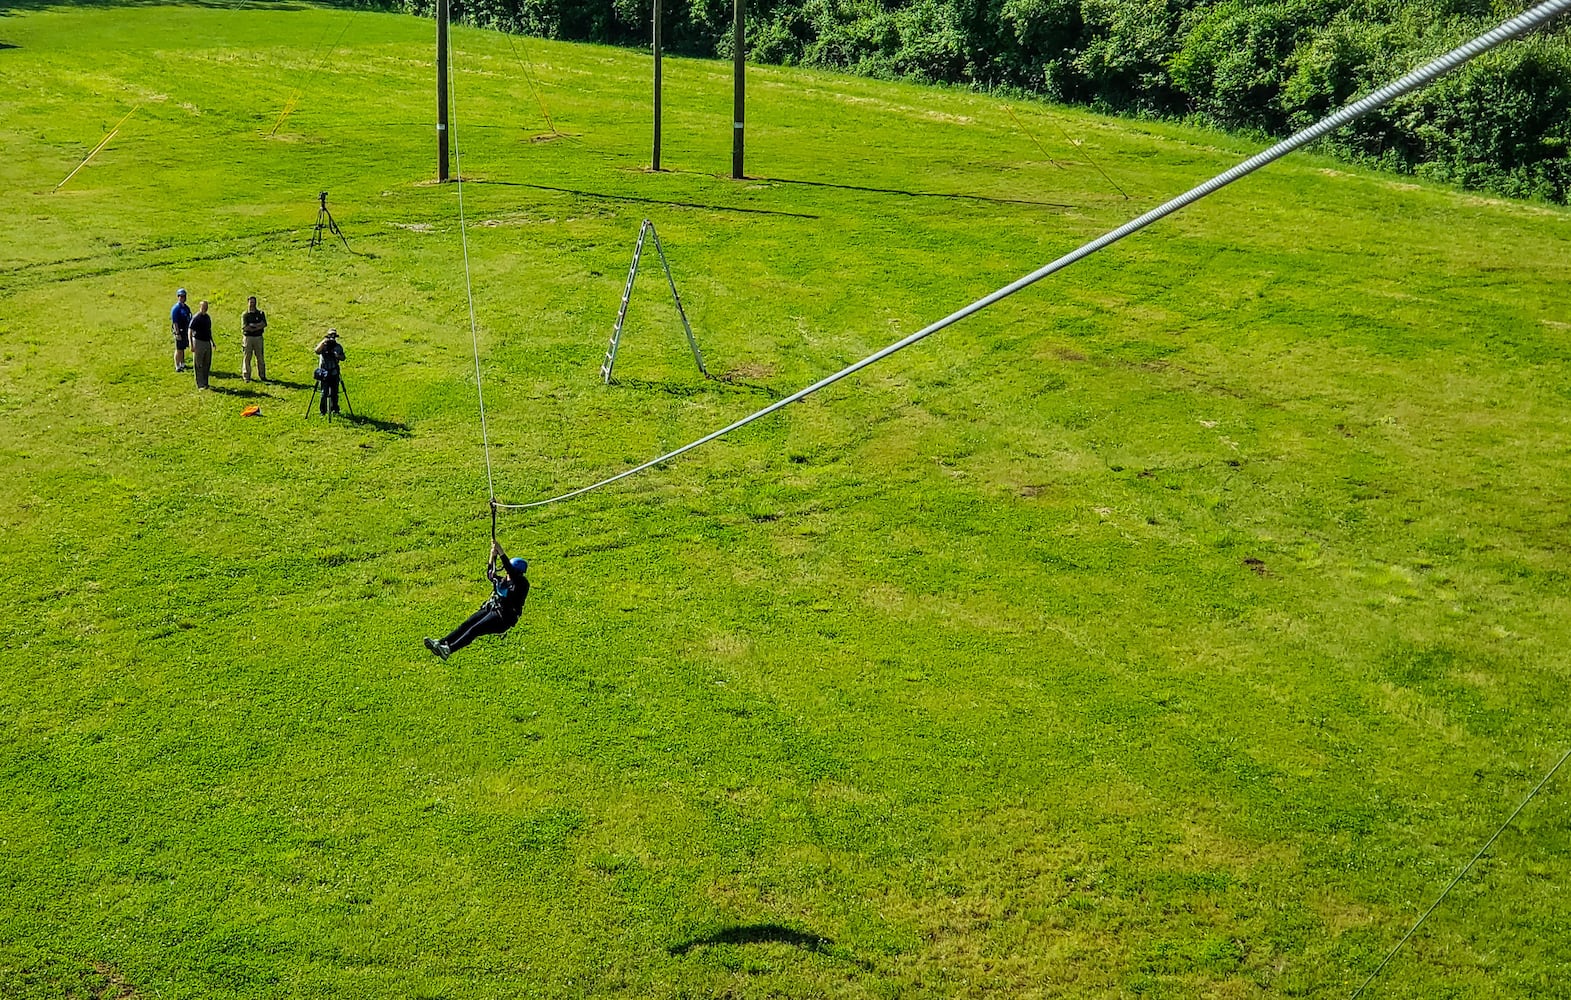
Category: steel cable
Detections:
[
  {"x1": 492, "y1": 0, "x2": 1571, "y2": 512},
  {"x1": 448, "y1": 39, "x2": 497, "y2": 506}
]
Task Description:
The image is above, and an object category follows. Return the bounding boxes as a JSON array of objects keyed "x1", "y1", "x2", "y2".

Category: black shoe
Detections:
[{"x1": 424, "y1": 637, "x2": 450, "y2": 661}]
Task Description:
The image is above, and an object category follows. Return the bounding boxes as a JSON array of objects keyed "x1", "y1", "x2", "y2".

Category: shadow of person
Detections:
[
  {"x1": 207, "y1": 384, "x2": 271, "y2": 399},
  {"x1": 341, "y1": 412, "x2": 413, "y2": 437},
  {"x1": 260, "y1": 377, "x2": 314, "y2": 391},
  {"x1": 667, "y1": 924, "x2": 872, "y2": 969}
]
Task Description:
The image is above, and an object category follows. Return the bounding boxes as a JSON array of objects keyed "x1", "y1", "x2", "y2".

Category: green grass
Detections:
[{"x1": 3, "y1": 3, "x2": 1571, "y2": 997}]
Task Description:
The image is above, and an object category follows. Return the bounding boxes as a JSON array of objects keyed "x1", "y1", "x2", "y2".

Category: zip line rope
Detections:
[
  {"x1": 447, "y1": 40, "x2": 497, "y2": 516},
  {"x1": 489, "y1": 0, "x2": 1571, "y2": 513},
  {"x1": 1348, "y1": 744, "x2": 1571, "y2": 998}
]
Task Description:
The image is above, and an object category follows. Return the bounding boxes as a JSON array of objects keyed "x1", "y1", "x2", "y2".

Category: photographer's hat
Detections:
[{"x1": 326, "y1": 328, "x2": 338, "y2": 338}]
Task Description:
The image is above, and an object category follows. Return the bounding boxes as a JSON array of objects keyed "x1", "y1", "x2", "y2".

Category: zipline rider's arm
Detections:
[{"x1": 487, "y1": 539, "x2": 529, "y2": 602}]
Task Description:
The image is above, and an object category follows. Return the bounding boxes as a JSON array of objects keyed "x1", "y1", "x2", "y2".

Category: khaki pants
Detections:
[
  {"x1": 192, "y1": 339, "x2": 213, "y2": 389},
  {"x1": 242, "y1": 335, "x2": 266, "y2": 381}
]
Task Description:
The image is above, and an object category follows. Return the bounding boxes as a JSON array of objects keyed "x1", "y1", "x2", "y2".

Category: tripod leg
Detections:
[
  {"x1": 328, "y1": 211, "x2": 350, "y2": 251},
  {"x1": 338, "y1": 377, "x2": 354, "y2": 418},
  {"x1": 306, "y1": 384, "x2": 318, "y2": 417}
]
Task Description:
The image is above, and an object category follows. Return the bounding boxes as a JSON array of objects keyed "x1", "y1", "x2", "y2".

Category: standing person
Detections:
[
  {"x1": 241, "y1": 295, "x2": 268, "y2": 382},
  {"x1": 170, "y1": 289, "x2": 192, "y2": 372},
  {"x1": 424, "y1": 540, "x2": 530, "y2": 660},
  {"x1": 189, "y1": 300, "x2": 215, "y2": 389},
  {"x1": 313, "y1": 328, "x2": 345, "y2": 414}
]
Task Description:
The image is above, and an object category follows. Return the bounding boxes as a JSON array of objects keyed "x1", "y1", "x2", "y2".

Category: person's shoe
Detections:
[{"x1": 424, "y1": 637, "x2": 450, "y2": 661}]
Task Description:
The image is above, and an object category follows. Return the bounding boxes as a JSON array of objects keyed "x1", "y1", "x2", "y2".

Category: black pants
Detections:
[
  {"x1": 442, "y1": 602, "x2": 517, "y2": 652},
  {"x1": 318, "y1": 373, "x2": 340, "y2": 414}
]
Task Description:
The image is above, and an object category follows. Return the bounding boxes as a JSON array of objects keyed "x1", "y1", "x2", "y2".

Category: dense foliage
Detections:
[{"x1": 403, "y1": 0, "x2": 1571, "y2": 202}]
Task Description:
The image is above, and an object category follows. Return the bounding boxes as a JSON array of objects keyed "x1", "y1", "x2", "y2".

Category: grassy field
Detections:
[{"x1": 3, "y1": 3, "x2": 1570, "y2": 997}]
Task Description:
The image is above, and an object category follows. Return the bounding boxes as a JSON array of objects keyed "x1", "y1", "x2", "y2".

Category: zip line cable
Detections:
[
  {"x1": 1348, "y1": 744, "x2": 1571, "y2": 999},
  {"x1": 448, "y1": 41, "x2": 497, "y2": 512},
  {"x1": 489, "y1": 0, "x2": 1571, "y2": 513}
]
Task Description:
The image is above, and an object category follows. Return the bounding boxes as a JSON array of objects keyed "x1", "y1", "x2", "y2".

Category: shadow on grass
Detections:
[
  {"x1": 611, "y1": 374, "x2": 778, "y2": 399},
  {"x1": 206, "y1": 383, "x2": 270, "y2": 399},
  {"x1": 668, "y1": 924, "x2": 873, "y2": 970},
  {"x1": 473, "y1": 180, "x2": 820, "y2": 220},
  {"x1": 754, "y1": 174, "x2": 1076, "y2": 209},
  {"x1": 340, "y1": 412, "x2": 412, "y2": 436},
  {"x1": 300, "y1": 406, "x2": 412, "y2": 436}
]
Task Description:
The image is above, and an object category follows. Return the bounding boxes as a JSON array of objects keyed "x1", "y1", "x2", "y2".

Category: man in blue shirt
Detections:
[
  {"x1": 170, "y1": 289, "x2": 192, "y2": 372},
  {"x1": 425, "y1": 540, "x2": 530, "y2": 660}
]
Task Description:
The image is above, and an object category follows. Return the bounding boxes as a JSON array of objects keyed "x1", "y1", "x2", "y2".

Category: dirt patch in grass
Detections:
[{"x1": 90, "y1": 963, "x2": 139, "y2": 999}]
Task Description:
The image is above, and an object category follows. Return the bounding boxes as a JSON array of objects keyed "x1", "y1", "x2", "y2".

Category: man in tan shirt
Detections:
[{"x1": 241, "y1": 295, "x2": 267, "y2": 382}]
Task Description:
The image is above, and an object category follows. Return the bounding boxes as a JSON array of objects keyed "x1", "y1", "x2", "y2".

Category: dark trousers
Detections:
[
  {"x1": 442, "y1": 602, "x2": 516, "y2": 652},
  {"x1": 318, "y1": 372, "x2": 339, "y2": 413}
]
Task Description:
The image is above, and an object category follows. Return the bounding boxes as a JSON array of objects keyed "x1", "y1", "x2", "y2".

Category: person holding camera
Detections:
[
  {"x1": 313, "y1": 328, "x2": 345, "y2": 414},
  {"x1": 425, "y1": 540, "x2": 530, "y2": 660}
]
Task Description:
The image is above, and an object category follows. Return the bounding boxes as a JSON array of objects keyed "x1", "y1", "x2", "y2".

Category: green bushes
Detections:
[{"x1": 410, "y1": 0, "x2": 1571, "y2": 202}]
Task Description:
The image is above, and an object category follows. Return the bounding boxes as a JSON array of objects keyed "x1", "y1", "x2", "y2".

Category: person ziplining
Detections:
[{"x1": 424, "y1": 538, "x2": 529, "y2": 660}]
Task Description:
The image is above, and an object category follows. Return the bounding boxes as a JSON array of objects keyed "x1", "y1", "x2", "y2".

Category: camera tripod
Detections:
[
  {"x1": 310, "y1": 191, "x2": 350, "y2": 250},
  {"x1": 306, "y1": 372, "x2": 354, "y2": 422}
]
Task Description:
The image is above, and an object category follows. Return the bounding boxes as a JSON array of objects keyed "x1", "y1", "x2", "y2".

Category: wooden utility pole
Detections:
[
  {"x1": 732, "y1": 0, "x2": 744, "y2": 178},
  {"x1": 437, "y1": 0, "x2": 450, "y2": 182},
  {"x1": 652, "y1": 0, "x2": 663, "y2": 171}
]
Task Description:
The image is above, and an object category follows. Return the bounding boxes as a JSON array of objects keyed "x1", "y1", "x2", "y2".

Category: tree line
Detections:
[{"x1": 401, "y1": 0, "x2": 1571, "y2": 203}]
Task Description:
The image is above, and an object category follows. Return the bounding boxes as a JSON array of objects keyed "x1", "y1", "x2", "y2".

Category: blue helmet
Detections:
[{"x1": 510, "y1": 557, "x2": 529, "y2": 575}]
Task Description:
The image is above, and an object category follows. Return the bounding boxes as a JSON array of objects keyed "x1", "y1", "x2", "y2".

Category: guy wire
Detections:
[
  {"x1": 1002, "y1": 103, "x2": 1067, "y2": 170},
  {"x1": 53, "y1": 104, "x2": 140, "y2": 192},
  {"x1": 1048, "y1": 112, "x2": 1130, "y2": 200},
  {"x1": 1348, "y1": 744, "x2": 1571, "y2": 999},
  {"x1": 502, "y1": 27, "x2": 566, "y2": 139},
  {"x1": 270, "y1": 5, "x2": 362, "y2": 136},
  {"x1": 493, "y1": 0, "x2": 1571, "y2": 513},
  {"x1": 53, "y1": 0, "x2": 270, "y2": 192}
]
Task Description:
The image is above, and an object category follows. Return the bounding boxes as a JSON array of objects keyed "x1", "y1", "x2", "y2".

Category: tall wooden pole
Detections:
[
  {"x1": 437, "y1": 0, "x2": 450, "y2": 182},
  {"x1": 731, "y1": 0, "x2": 744, "y2": 178},
  {"x1": 652, "y1": 0, "x2": 662, "y2": 171}
]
